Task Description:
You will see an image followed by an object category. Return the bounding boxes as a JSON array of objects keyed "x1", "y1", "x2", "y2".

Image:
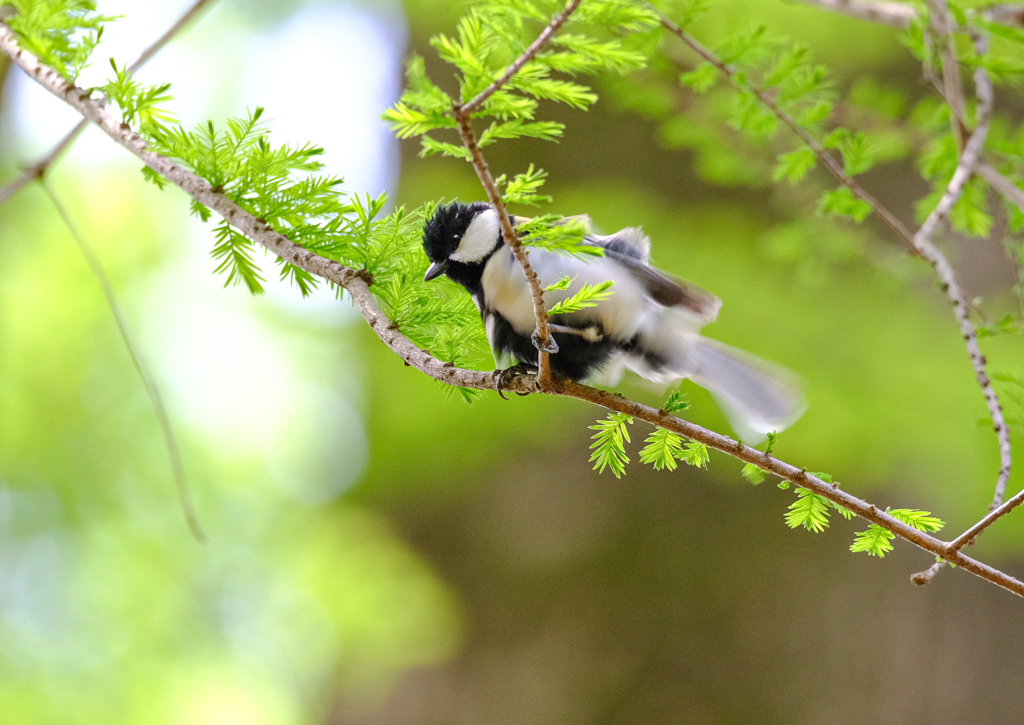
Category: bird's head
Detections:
[{"x1": 422, "y1": 201, "x2": 501, "y2": 281}]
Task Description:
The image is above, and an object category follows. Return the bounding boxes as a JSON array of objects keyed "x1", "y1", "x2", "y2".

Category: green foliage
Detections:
[
  {"x1": 785, "y1": 489, "x2": 831, "y2": 532},
  {"x1": 589, "y1": 412, "x2": 633, "y2": 478},
  {"x1": 662, "y1": 390, "x2": 690, "y2": 413},
  {"x1": 680, "y1": 62, "x2": 717, "y2": 94},
  {"x1": 103, "y1": 60, "x2": 175, "y2": 127},
  {"x1": 679, "y1": 440, "x2": 709, "y2": 468},
  {"x1": 741, "y1": 430, "x2": 778, "y2": 484},
  {"x1": 6, "y1": 0, "x2": 114, "y2": 81},
  {"x1": 773, "y1": 147, "x2": 817, "y2": 184},
  {"x1": 384, "y1": 0, "x2": 656, "y2": 155},
  {"x1": 994, "y1": 372, "x2": 1024, "y2": 431},
  {"x1": 825, "y1": 130, "x2": 877, "y2": 176},
  {"x1": 849, "y1": 524, "x2": 895, "y2": 557},
  {"x1": 851, "y1": 508, "x2": 945, "y2": 557},
  {"x1": 137, "y1": 106, "x2": 362, "y2": 296},
  {"x1": 638, "y1": 428, "x2": 709, "y2": 471},
  {"x1": 545, "y1": 274, "x2": 575, "y2": 292},
  {"x1": 978, "y1": 315, "x2": 1024, "y2": 339},
  {"x1": 640, "y1": 427, "x2": 684, "y2": 471},
  {"x1": 497, "y1": 164, "x2": 552, "y2": 206},
  {"x1": 547, "y1": 280, "x2": 614, "y2": 315},
  {"x1": 516, "y1": 215, "x2": 599, "y2": 258},
  {"x1": 741, "y1": 462, "x2": 766, "y2": 485},
  {"x1": 818, "y1": 186, "x2": 872, "y2": 223}
]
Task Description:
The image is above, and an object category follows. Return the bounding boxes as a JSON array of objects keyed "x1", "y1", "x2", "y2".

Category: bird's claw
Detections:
[{"x1": 494, "y1": 363, "x2": 537, "y2": 399}]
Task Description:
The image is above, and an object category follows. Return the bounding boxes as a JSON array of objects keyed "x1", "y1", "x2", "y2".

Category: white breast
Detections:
[{"x1": 481, "y1": 247, "x2": 651, "y2": 340}]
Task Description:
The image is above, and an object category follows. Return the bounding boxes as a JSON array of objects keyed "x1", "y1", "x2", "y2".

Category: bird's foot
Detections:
[{"x1": 494, "y1": 363, "x2": 537, "y2": 399}]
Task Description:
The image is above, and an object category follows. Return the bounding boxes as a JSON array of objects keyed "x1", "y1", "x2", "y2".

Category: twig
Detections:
[
  {"x1": 6, "y1": 23, "x2": 1024, "y2": 599},
  {"x1": 979, "y1": 162, "x2": 1024, "y2": 218},
  {"x1": 459, "y1": 0, "x2": 583, "y2": 115},
  {"x1": 950, "y1": 484, "x2": 1024, "y2": 553},
  {"x1": 906, "y1": 13, "x2": 1014, "y2": 521},
  {"x1": 0, "y1": 0, "x2": 216, "y2": 207},
  {"x1": 918, "y1": 30, "x2": 1012, "y2": 517},
  {"x1": 657, "y1": 14, "x2": 918, "y2": 252},
  {"x1": 794, "y1": 0, "x2": 915, "y2": 28},
  {"x1": 660, "y1": 9, "x2": 1014, "y2": 549},
  {"x1": 928, "y1": 0, "x2": 967, "y2": 147},
  {"x1": 40, "y1": 181, "x2": 205, "y2": 541},
  {"x1": 452, "y1": 107, "x2": 555, "y2": 388},
  {"x1": 911, "y1": 559, "x2": 946, "y2": 586},
  {"x1": 450, "y1": 1, "x2": 586, "y2": 389},
  {"x1": 976, "y1": 163, "x2": 1024, "y2": 318},
  {"x1": 796, "y1": 0, "x2": 1024, "y2": 28}
]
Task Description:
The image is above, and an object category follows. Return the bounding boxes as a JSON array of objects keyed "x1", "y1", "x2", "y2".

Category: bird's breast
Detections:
[{"x1": 481, "y1": 247, "x2": 649, "y2": 341}]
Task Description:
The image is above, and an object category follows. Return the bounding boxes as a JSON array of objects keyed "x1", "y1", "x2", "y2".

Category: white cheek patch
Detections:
[{"x1": 451, "y1": 208, "x2": 500, "y2": 263}]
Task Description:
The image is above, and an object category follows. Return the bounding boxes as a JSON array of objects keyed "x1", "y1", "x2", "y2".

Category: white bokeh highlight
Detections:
[{"x1": 3, "y1": 0, "x2": 408, "y2": 503}]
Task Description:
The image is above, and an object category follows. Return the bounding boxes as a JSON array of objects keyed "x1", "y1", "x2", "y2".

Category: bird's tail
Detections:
[
  {"x1": 686, "y1": 337, "x2": 805, "y2": 443},
  {"x1": 623, "y1": 323, "x2": 805, "y2": 443}
]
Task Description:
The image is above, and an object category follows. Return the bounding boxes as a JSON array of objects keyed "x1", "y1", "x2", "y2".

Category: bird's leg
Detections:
[
  {"x1": 494, "y1": 362, "x2": 537, "y2": 399},
  {"x1": 548, "y1": 323, "x2": 603, "y2": 342}
]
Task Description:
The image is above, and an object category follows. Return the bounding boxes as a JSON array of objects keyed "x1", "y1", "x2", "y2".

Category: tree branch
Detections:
[
  {"x1": 657, "y1": 14, "x2": 918, "y2": 251},
  {"x1": 452, "y1": 107, "x2": 554, "y2": 387},
  {"x1": 796, "y1": 0, "x2": 1024, "y2": 28},
  {"x1": 928, "y1": 0, "x2": 967, "y2": 147},
  {"x1": 795, "y1": 0, "x2": 915, "y2": 28},
  {"x1": 41, "y1": 181, "x2": 204, "y2": 541},
  {"x1": 458, "y1": 0, "x2": 583, "y2": 115},
  {"x1": 0, "y1": 0, "x2": 217, "y2": 207},
  {"x1": 450, "y1": 0, "x2": 588, "y2": 389},
  {"x1": 5, "y1": 18, "x2": 1024, "y2": 598},
  {"x1": 659, "y1": 9, "x2": 1013, "y2": 547}
]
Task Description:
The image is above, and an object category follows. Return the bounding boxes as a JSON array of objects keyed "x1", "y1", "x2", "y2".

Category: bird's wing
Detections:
[
  {"x1": 587, "y1": 230, "x2": 721, "y2": 322},
  {"x1": 511, "y1": 215, "x2": 720, "y2": 321}
]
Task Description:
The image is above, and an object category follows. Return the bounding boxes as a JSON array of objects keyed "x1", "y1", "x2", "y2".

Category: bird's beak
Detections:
[{"x1": 424, "y1": 260, "x2": 448, "y2": 281}]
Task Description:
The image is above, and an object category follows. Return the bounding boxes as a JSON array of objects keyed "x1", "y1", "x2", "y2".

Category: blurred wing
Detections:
[{"x1": 588, "y1": 229, "x2": 721, "y2": 322}]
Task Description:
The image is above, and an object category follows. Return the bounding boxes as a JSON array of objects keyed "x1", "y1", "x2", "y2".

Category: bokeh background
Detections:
[{"x1": 2, "y1": 0, "x2": 1024, "y2": 722}]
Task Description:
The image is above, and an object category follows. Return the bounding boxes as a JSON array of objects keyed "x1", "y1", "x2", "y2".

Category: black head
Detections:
[{"x1": 422, "y1": 201, "x2": 497, "y2": 283}]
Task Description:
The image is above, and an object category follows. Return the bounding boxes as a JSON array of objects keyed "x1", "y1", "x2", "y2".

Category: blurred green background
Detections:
[{"x1": 2, "y1": 0, "x2": 1024, "y2": 723}]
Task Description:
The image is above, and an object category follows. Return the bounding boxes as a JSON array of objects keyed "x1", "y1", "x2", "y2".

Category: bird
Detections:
[{"x1": 421, "y1": 201, "x2": 804, "y2": 442}]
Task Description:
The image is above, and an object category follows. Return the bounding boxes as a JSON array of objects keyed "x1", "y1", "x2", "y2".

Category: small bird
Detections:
[{"x1": 422, "y1": 201, "x2": 804, "y2": 441}]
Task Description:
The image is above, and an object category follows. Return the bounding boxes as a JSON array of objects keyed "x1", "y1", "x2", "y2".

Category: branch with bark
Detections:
[
  {"x1": 448, "y1": 0, "x2": 586, "y2": 389},
  {"x1": 0, "y1": 0, "x2": 216, "y2": 206},
  {"x1": 792, "y1": 0, "x2": 1019, "y2": 590},
  {"x1": 797, "y1": 0, "x2": 1024, "y2": 28},
  {"x1": 4, "y1": 17, "x2": 1024, "y2": 598}
]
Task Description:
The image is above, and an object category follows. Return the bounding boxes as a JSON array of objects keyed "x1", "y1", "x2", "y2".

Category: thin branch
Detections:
[
  {"x1": 40, "y1": 181, "x2": 205, "y2": 541},
  {"x1": 907, "y1": 14, "x2": 1014, "y2": 524},
  {"x1": 450, "y1": 0, "x2": 587, "y2": 389},
  {"x1": 950, "y1": 483, "x2": 1024, "y2": 552},
  {"x1": 660, "y1": 9, "x2": 1014, "y2": 546},
  {"x1": 657, "y1": 14, "x2": 918, "y2": 251},
  {"x1": 0, "y1": 0, "x2": 216, "y2": 207},
  {"x1": 911, "y1": 559, "x2": 946, "y2": 586},
  {"x1": 5, "y1": 23, "x2": 1024, "y2": 599},
  {"x1": 980, "y1": 4, "x2": 1024, "y2": 27},
  {"x1": 928, "y1": 0, "x2": 967, "y2": 147},
  {"x1": 794, "y1": 0, "x2": 915, "y2": 28},
  {"x1": 458, "y1": 0, "x2": 583, "y2": 115},
  {"x1": 976, "y1": 163, "x2": 1024, "y2": 319},
  {"x1": 453, "y1": 107, "x2": 555, "y2": 387},
  {"x1": 796, "y1": 0, "x2": 1024, "y2": 28},
  {"x1": 979, "y1": 162, "x2": 1024, "y2": 216},
  {"x1": 123, "y1": 0, "x2": 216, "y2": 75}
]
